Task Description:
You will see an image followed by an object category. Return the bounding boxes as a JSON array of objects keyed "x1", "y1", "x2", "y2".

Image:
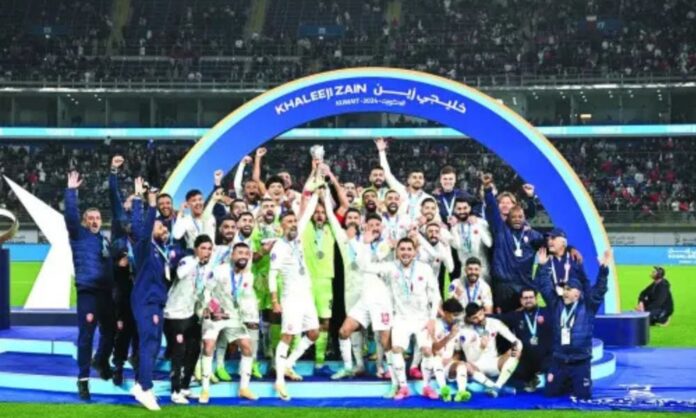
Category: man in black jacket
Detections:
[{"x1": 637, "y1": 266, "x2": 674, "y2": 326}]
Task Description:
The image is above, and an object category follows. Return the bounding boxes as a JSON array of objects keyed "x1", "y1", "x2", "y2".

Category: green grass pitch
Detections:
[{"x1": 4, "y1": 262, "x2": 696, "y2": 416}]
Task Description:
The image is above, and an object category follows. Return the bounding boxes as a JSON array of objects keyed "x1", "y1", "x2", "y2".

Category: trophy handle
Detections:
[{"x1": 0, "y1": 209, "x2": 20, "y2": 245}]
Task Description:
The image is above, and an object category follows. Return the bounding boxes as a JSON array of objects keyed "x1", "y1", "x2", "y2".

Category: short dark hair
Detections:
[
  {"x1": 219, "y1": 214, "x2": 238, "y2": 224},
  {"x1": 519, "y1": 288, "x2": 537, "y2": 298},
  {"x1": 279, "y1": 210, "x2": 296, "y2": 221},
  {"x1": 238, "y1": 211, "x2": 254, "y2": 220},
  {"x1": 365, "y1": 213, "x2": 382, "y2": 223},
  {"x1": 371, "y1": 166, "x2": 384, "y2": 173},
  {"x1": 421, "y1": 197, "x2": 437, "y2": 206},
  {"x1": 194, "y1": 234, "x2": 213, "y2": 248},
  {"x1": 265, "y1": 175, "x2": 284, "y2": 189},
  {"x1": 385, "y1": 189, "x2": 400, "y2": 199},
  {"x1": 465, "y1": 257, "x2": 482, "y2": 266},
  {"x1": 233, "y1": 242, "x2": 250, "y2": 251},
  {"x1": 185, "y1": 189, "x2": 203, "y2": 201},
  {"x1": 465, "y1": 302, "x2": 484, "y2": 318},
  {"x1": 442, "y1": 298, "x2": 464, "y2": 314},
  {"x1": 157, "y1": 193, "x2": 172, "y2": 201},
  {"x1": 440, "y1": 166, "x2": 456, "y2": 176},
  {"x1": 345, "y1": 207, "x2": 361, "y2": 218},
  {"x1": 454, "y1": 197, "x2": 472, "y2": 206},
  {"x1": 396, "y1": 237, "x2": 415, "y2": 248},
  {"x1": 232, "y1": 198, "x2": 246, "y2": 205}
]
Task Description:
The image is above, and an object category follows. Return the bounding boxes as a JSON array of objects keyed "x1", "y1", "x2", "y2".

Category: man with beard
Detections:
[
  {"x1": 448, "y1": 257, "x2": 494, "y2": 314},
  {"x1": 382, "y1": 189, "x2": 411, "y2": 242},
  {"x1": 449, "y1": 198, "x2": 492, "y2": 283},
  {"x1": 163, "y1": 235, "x2": 211, "y2": 405},
  {"x1": 198, "y1": 242, "x2": 258, "y2": 402},
  {"x1": 342, "y1": 182, "x2": 359, "y2": 206},
  {"x1": 364, "y1": 238, "x2": 441, "y2": 400},
  {"x1": 251, "y1": 198, "x2": 283, "y2": 358},
  {"x1": 156, "y1": 193, "x2": 176, "y2": 231},
  {"x1": 636, "y1": 266, "x2": 674, "y2": 326},
  {"x1": 329, "y1": 214, "x2": 395, "y2": 382},
  {"x1": 129, "y1": 178, "x2": 173, "y2": 411},
  {"x1": 375, "y1": 137, "x2": 434, "y2": 222},
  {"x1": 460, "y1": 302, "x2": 522, "y2": 398},
  {"x1": 434, "y1": 166, "x2": 477, "y2": 221},
  {"x1": 483, "y1": 174, "x2": 545, "y2": 313},
  {"x1": 172, "y1": 189, "x2": 217, "y2": 251},
  {"x1": 65, "y1": 171, "x2": 115, "y2": 400},
  {"x1": 360, "y1": 188, "x2": 380, "y2": 218},
  {"x1": 546, "y1": 228, "x2": 585, "y2": 296},
  {"x1": 368, "y1": 166, "x2": 390, "y2": 201},
  {"x1": 498, "y1": 288, "x2": 553, "y2": 392},
  {"x1": 270, "y1": 193, "x2": 320, "y2": 401},
  {"x1": 415, "y1": 222, "x2": 455, "y2": 284}
]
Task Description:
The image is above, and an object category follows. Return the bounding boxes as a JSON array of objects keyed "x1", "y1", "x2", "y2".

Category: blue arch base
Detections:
[{"x1": 163, "y1": 67, "x2": 618, "y2": 312}]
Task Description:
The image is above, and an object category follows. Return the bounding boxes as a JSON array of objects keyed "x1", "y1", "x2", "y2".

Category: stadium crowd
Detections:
[
  {"x1": 59, "y1": 137, "x2": 615, "y2": 410},
  {"x1": 3, "y1": 137, "x2": 696, "y2": 224},
  {"x1": 1, "y1": 0, "x2": 695, "y2": 83}
]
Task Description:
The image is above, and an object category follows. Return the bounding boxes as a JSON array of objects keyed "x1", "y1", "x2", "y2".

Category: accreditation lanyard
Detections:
[
  {"x1": 215, "y1": 245, "x2": 232, "y2": 266},
  {"x1": 314, "y1": 225, "x2": 325, "y2": 251},
  {"x1": 385, "y1": 214, "x2": 400, "y2": 240},
  {"x1": 153, "y1": 241, "x2": 170, "y2": 267},
  {"x1": 443, "y1": 193, "x2": 456, "y2": 218},
  {"x1": 407, "y1": 191, "x2": 422, "y2": 217},
  {"x1": 551, "y1": 253, "x2": 571, "y2": 286},
  {"x1": 524, "y1": 309, "x2": 539, "y2": 338},
  {"x1": 192, "y1": 217, "x2": 202, "y2": 235},
  {"x1": 459, "y1": 222, "x2": 472, "y2": 252},
  {"x1": 288, "y1": 239, "x2": 305, "y2": 275},
  {"x1": 560, "y1": 301, "x2": 579, "y2": 330},
  {"x1": 465, "y1": 280, "x2": 480, "y2": 304},
  {"x1": 512, "y1": 230, "x2": 526, "y2": 256},
  {"x1": 398, "y1": 262, "x2": 416, "y2": 298},
  {"x1": 230, "y1": 268, "x2": 243, "y2": 302},
  {"x1": 194, "y1": 264, "x2": 206, "y2": 295}
]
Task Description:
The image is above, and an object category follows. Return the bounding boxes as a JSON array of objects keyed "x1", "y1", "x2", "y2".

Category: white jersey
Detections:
[
  {"x1": 172, "y1": 212, "x2": 217, "y2": 250},
  {"x1": 366, "y1": 259, "x2": 440, "y2": 321},
  {"x1": 381, "y1": 213, "x2": 412, "y2": 241},
  {"x1": 460, "y1": 318, "x2": 518, "y2": 362},
  {"x1": 434, "y1": 320, "x2": 462, "y2": 365},
  {"x1": 417, "y1": 234, "x2": 454, "y2": 279},
  {"x1": 355, "y1": 238, "x2": 393, "y2": 300},
  {"x1": 378, "y1": 149, "x2": 434, "y2": 222},
  {"x1": 211, "y1": 243, "x2": 234, "y2": 267},
  {"x1": 448, "y1": 278, "x2": 493, "y2": 310},
  {"x1": 268, "y1": 194, "x2": 318, "y2": 302},
  {"x1": 211, "y1": 264, "x2": 256, "y2": 321},
  {"x1": 450, "y1": 218, "x2": 492, "y2": 282},
  {"x1": 165, "y1": 256, "x2": 213, "y2": 319}
]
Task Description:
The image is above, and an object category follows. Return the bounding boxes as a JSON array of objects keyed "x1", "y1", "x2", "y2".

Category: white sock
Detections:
[
  {"x1": 412, "y1": 349, "x2": 423, "y2": 370},
  {"x1": 215, "y1": 337, "x2": 227, "y2": 369},
  {"x1": 421, "y1": 355, "x2": 433, "y2": 387},
  {"x1": 472, "y1": 371, "x2": 495, "y2": 388},
  {"x1": 385, "y1": 350, "x2": 398, "y2": 386},
  {"x1": 351, "y1": 332, "x2": 364, "y2": 369},
  {"x1": 201, "y1": 355, "x2": 213, "y2": 391},
  {"x1": 286, "y1": 335, "x2": 314, "y2": 368},
  {"x1": 339, "y1": 338, "x2": 353, "y2": 370},
  {"x1": 239, "y1": 355, "x2": 253, "y2": 389},
  {"x1": 275, "y1": 341, "x2": 289, "y2": 385},
  {"x1": 392, "y1": 352, "x2": 407, "y2": 387},
  {"x1": 495, "y1": 356, "x2": 519, "y2": 388},
  {"x1": 455, "y1": 363, "x2": 468, "y2": 392},
  {"x1": 248, "y1": 327, "x2": 260, "y2": 361},
  {"x1": 433, "y1": 357, "x2": 447, "y2": 388}
]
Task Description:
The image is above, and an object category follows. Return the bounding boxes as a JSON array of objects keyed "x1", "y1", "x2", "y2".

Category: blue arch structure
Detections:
[{"x1": 163, "y1": 67, "x2": 619, "y2": 313}]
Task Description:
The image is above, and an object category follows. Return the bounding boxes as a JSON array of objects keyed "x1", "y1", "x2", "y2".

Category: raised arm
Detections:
[
  {"x1": 482, "y1": 174, "x2": 504, "y2": 234},
  {"x1": 171, "y1": 202, "x2": 188, "y2": 240},
  {"x1": 252, "y1": 148, "x2": 268, "y2": 196},
  {"x1": 298, "y1": 192, "x2": 319, "y2": 236},
  {"x1": 131, "y1": 178, "x2": 157, "y2": 242},
  {"x1": 533, "y1": 247, "x2": 557, "y2": 307},
  {"x1": 64, "y1": 171, "x2": 83, "y2": 239},
  {"x1": 109, "y1": 155, "x2": 126, "y2": 228},
  {"x1": 522, "y1": 184, "x2": 537, "y2": 220},
  {"x1": 234, "y1": 156, "x2": 251, "y2": 198},
  {"x1": 324, "y1": 187, "x2": 348, "y2": 244},
  {"x1": 375, "y1": 137, "x2": 407, "y2": 195},
  {"x1": 586, "y1": 250, "x2": 611, "y2": 313}
]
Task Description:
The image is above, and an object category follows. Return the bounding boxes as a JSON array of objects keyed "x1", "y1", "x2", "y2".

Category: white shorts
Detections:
[
  {"x1": 472, "y1": 353, "x2": 500, "y2": 377},
  {"x1": 347, "y1": 297, "x2": 392, "y2": 332},
  {"x1": 202, "y1": 318, "x2": 249, "y2": 342},
  {"x1": 240, "y1": 301, "x2": 260, "y2": 324},
  {"x1": 391, "y1": 317, "x2": 431, "y2": 351},
  {"x1": 282, "y1": 298, "x2": 319, "y2": 335}
]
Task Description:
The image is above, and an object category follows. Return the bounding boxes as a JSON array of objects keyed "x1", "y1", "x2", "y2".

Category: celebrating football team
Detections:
[{"x1": 65, "y1": 138, "x2": 612, "y2": 410}]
